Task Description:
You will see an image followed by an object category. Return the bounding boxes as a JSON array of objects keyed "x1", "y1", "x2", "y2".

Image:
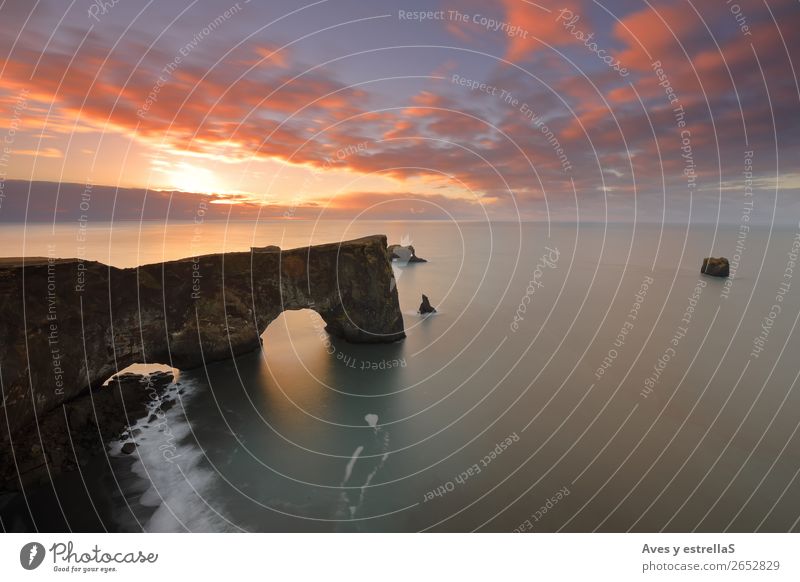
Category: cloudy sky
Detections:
[{"x1": 0, "y1": 0, "x2": 798, "y2": 222}]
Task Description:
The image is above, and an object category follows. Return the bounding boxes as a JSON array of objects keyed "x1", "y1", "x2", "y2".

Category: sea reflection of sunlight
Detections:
[{"x1": 257, "y1": 309, "x2": 335, "y2": 433}]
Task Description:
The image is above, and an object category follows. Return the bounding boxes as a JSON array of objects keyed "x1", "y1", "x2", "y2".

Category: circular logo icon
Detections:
[{"x1": 19, "y1": 542, "x2": 45, "y2": 570}]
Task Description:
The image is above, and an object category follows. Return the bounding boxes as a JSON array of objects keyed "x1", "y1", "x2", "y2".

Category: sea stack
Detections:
[
  {"x1": 701, "y1": 257, "x2": 730, "y2": 278},
  {"x1": 388, "y1": 244, "x2": 427, "y2": 263},
  {"x1": 419, "y1": 294, "x2": 436, "y2": 314}
]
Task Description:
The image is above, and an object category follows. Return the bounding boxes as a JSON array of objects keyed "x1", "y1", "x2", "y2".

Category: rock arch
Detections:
[{"x1": 0, "y1": 235, "x2": 404, "y2": 440}]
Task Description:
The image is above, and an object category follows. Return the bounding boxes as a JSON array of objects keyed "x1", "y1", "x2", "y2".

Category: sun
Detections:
[{"x1": 166, "y1": 162, "x2": 220, "y2": 195}]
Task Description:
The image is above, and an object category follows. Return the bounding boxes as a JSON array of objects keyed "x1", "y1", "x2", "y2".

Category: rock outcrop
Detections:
[
  {"x1": 388, "y1": 244, "x2": 427, "y2": 263},
  {"x1": 701, "y1": 257, "x2": 730, "y2": 278},
  {"x1": 418, "y1": 294, "x2": 436, "y2": 314},
  {"x1": 0, "y1": 235, "x2": 405, "y2": 447},
  {"x1": 1, "y1": 371, "x2": 175, "y2": 490}
]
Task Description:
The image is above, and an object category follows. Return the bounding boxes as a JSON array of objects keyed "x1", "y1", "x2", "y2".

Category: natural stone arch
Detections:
[{"x1": 0, "y1": 235, "x2": 404, "y2": 441}]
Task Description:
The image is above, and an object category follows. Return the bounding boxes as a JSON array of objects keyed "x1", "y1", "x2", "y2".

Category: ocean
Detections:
[{"x1": 2, "y1": 220, "x2": 800, "y2": 532}]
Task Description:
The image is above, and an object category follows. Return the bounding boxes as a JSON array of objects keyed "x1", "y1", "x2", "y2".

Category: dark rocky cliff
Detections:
[{"x1": 0, "y1": 234, "x2": 404, "y2": 443}]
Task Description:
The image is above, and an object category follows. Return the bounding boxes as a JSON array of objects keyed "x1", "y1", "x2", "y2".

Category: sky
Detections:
[{"x1": 0, "y1": 0, "x2": 798, "y2": 222}]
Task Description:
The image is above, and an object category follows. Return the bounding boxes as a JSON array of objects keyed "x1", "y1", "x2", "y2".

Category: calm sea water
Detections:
[{"x1": 3, "y1": 220, "x2": 800, "y2": 532}]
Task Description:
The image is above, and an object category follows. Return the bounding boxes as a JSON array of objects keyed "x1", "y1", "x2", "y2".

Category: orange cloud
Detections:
[
  {"x1": 612, "y1": 4, "x2": 703, "y2": 72},
  {"x1": 13, "y1": 147, "x2": 63, "y2": 159}
]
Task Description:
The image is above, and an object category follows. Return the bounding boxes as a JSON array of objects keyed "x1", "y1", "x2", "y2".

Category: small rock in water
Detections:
[
  {"x1": 388, "y1": 244, "x2": 427, "y2": 263},
  {"x1": 418, "y1": 294, "x2": 436, "y2": 314},
  {"x1": 701, "y1": 257, "x2": 729, "y2": 278},
  {"x1": 121, "y1": 442, "x2": 137, "y2": 455}
]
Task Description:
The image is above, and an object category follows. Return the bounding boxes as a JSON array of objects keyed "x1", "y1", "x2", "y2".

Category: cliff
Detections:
[{"x1": 0, "y1": 234, "x2": 405, "y2": 443}]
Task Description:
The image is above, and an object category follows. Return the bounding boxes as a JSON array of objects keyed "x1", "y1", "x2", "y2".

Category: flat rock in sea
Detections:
[
  {"x1": 121, "y1": 442, "x2": 137, "y2": 455},
  {"x1": 701, "y1": 257, "x2": 730, "y2": 277}
]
